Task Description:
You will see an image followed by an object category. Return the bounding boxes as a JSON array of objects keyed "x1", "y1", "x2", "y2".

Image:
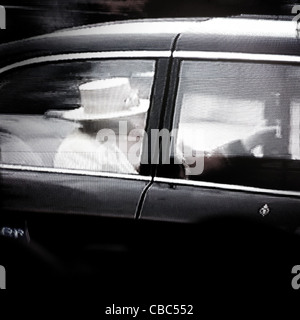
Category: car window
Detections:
[
  {"x1": 0, "y1": 59, "x2": 155, "y2": 174},
  {"x1": 171, "y1": 60, "x2": 300, "y2": 191}
]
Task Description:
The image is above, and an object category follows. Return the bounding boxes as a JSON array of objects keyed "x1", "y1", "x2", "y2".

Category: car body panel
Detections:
[
  {"x1": 138, "y1": 18, "x2": 300, "y2": 231},
  {"x1": 176, "y1": 18, "x2": 300, "y2": 55},
  {"x1": 1, "y1": 168, "x2": 149, "y2": 218},
  {"x1": 0, "y1": 33, "x2": 175, "y2": 70},
  {"x1": 1, "y1": 17, "x2": 300, "y2": 230},
  {"x1": 140, "y1": 178, "x2": 300, "y2": 230},
  {"x1": 0, "y1": 51, "x2": 171, "y2": 219}
]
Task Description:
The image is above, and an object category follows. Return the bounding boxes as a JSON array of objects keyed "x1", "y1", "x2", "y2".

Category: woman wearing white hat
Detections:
[{"x1": 45, "y1": 77, "x2": 149, "y2": 174}]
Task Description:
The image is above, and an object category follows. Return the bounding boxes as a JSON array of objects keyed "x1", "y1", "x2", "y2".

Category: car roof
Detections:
[
  {"x1": 37, "y1": 16, "x2": 300, "y2": 55},
  {"x1": 0, "y1": 16, "x2": 299, "y2": 69},
  {"x1": 41, "y1": 16, "x2": 297, "y2": 39},
  {"x1": 175, "y1": 17, "x2": 300, "y2": 55},
  {"x1": 39, "y1": 18, "x2": 210, "y2": 38}
]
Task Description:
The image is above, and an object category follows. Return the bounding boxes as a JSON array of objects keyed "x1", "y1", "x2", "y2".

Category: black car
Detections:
[{"x1": 1, "y1": 17, "x2": 300, "y2": 296}]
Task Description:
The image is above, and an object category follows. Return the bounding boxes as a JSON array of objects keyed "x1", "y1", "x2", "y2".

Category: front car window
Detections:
[
  {"x1": 172, "y1": 60, "x2": 300, "y2": 191},
  {"x1": 0, "y1": 59, "x2": 155, "y2": 175}
]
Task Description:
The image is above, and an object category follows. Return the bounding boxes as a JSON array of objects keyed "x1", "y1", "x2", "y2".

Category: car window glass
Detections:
[
  {"x1": 0, "y1": 59, "x2": 155, "y2": 175},
  {"x1": 171, "y1": 60, "x2": 300, "y2": 191}
]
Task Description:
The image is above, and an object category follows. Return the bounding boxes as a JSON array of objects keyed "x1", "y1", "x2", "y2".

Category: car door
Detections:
[
  {"x1": 0, "y1": 52, "x2": 170, "y2": 219},
  {"x1": 140, "y1": 47, "x2": 300, "y2": 233}
]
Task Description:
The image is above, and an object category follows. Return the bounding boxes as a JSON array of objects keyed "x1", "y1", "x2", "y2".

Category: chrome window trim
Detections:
[
  {"x1": 0, "y1": 50, "x2": 171, "y2": 75},
  {"x1": 173, "y1": 51, "x2": 300, "y2": 63},
  {"x1": 154, "y1": 177, "x2": 300, "y2": 198},
  {"x1": 0, "y1": 164, "x2": 152, "y2": 182}
]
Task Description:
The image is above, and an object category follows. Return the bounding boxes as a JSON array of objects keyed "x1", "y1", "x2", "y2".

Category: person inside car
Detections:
[
  {"x1": 173, "y1": 94, "x2": 284, "y2": 182},
  {"x1": 45, "y1": 77, "x2": 148, "y2": 174},
  {"x1": 187, "y1": 125, "x2": 279, "y2": 177}
]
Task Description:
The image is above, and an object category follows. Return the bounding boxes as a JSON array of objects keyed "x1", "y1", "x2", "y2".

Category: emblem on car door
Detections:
[{"x1": 259, "y1": 204, "x2": 270, "y2": 217}]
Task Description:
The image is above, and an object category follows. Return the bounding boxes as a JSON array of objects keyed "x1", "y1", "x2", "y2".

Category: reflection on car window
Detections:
[
  {"x1": 0, "y1": 59, "x2": 155, "y2": 174},
  {"x1": 172, "y1": 60, "x2": 300, "y2": 191}
]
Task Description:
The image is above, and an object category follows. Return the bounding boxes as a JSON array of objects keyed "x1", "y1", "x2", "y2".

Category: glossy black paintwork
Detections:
[
  {"x1": 1, "y1": 170, "x2": 148, "y2": 218},
  {"x1": 141, "y1": 181, "x2": 300, "y2": 229},
  {"x1": 176, "y1": 33, "x2": 300, "y2": 55},
  {"x1": 1, "y1": 18, "x2": 300, "y2": 231},
  {"x1": 0, "y1": 33, "x2": 176, "y2": 68},
  {"x1": 141, "y1": 19, "x2": 300, "y2": 231}
]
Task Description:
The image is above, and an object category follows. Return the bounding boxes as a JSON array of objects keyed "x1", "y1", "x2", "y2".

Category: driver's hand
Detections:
[{"x1": 242, "y1": 126, "x2": 278, "y2": 153}]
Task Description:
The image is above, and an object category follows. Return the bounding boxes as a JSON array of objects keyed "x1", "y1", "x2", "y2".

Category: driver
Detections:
[{"x1": 177, "y1": 125, "x2": 280, "y2": 181}]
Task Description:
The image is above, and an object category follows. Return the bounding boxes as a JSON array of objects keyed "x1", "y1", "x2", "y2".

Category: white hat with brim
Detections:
[
  {"x1": 45, "y1": 98, "x2": 149, "y2": 122},
  {"x1": 44, "y1": 77, "x2": 149, "y2": 122}
]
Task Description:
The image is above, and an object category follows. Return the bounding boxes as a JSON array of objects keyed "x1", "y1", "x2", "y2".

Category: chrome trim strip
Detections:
[
  {"x1": 173, "y1": 51, "x2": 300, "y2": 63},
  {"x1": 154, "y1": 177, "x2": 300, "y2": 197},
  {"x1": 0, "y1": 51, "x2": 171, "y2": 75},
  {"x1": 0, "y1": 164, "x2": 151, "y2": 181}
]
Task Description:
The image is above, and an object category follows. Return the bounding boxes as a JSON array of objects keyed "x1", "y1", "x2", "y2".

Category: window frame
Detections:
[
  {"x1": 0, "y1": 51, "x2": 171, "y2": 181},
  {"x1": 154, "y1": 51, "x2": 300, "y2": 198}
]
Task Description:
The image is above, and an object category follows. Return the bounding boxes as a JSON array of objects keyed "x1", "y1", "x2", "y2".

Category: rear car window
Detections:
[{"x1": 0, "y1": 59, "x2": 155, "y2": 174}]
